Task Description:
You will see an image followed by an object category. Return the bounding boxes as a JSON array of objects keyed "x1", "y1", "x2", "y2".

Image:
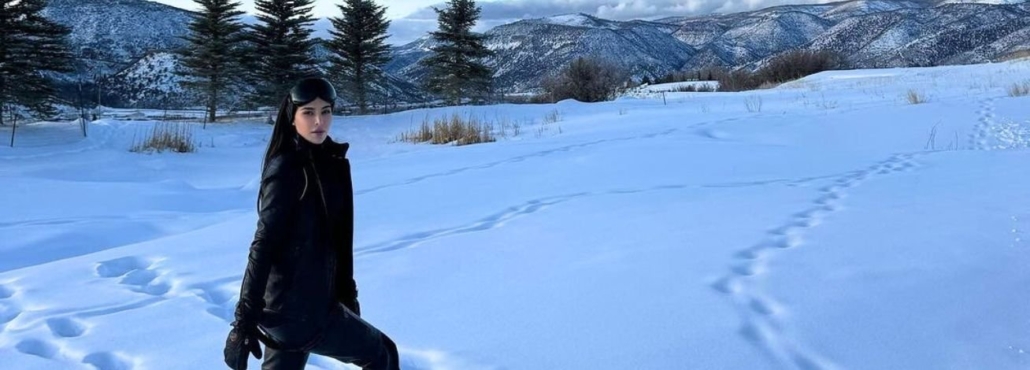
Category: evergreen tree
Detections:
[
  {"x1": 0, "y1": 0, "x2": 74, "y2": 125},
  {"x1": 248, "y1": 0, "x2": 318, "y2": 108},
  {"x1": 420, "y1": 0, "x2": 494, "y2": 105},
  {"x1": 327, "y1": 0, "x2": 391, "y2": 115},
  {"x1": 176, "y1": 0, "x2": 248, "y2": 124}
]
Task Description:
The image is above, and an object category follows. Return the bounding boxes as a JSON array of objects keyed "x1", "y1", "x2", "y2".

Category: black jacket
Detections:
[{"x1": 235, "y1": 134, "x2": 357, "y2": 329}]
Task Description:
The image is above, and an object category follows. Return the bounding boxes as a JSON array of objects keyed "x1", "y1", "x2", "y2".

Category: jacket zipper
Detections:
[{"x1": 308, "y1": 152, "x2": 339, "y2": 315}]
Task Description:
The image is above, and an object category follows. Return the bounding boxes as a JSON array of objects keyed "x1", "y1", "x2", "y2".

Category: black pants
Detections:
[{"x1": 259, "y1": 305, "x2": 399, "y2": 370}]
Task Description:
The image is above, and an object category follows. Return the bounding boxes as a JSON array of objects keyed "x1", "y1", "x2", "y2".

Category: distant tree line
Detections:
[
  {"x1": 176, "y1": 0, "x2": 498, "y2": 121},
  {"x1": 716, "y1": 50, "x2": 845, "y2": 91},
  {"x1": 633, "y1": 50, "x2": 846, "y2": 93}
]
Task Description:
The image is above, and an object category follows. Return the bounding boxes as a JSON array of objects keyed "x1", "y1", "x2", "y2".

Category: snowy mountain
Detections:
[
  {"x1": 805, "y1": 3, "x2": 1030, "y2": 68},
  {"x1": 388, "y1": 14, "x2": 694, "y2": 93},
  {"x1": 106, "y1": 52, "x2": 191, "y2": 109},
  {"x1": 40, "y1": 0, "x2": 1030, "y2": 107},
  {"x1": 387, "y1": 0, "x2": 1030, "y2": 91},
  {"x1": 41, "y1": 0, "x2": 193, "y2": 79}
]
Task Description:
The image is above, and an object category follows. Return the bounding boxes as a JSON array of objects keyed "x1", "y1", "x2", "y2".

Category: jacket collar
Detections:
[{"x1": 293, "y1": 133, "x2": 350, "y2": 159}]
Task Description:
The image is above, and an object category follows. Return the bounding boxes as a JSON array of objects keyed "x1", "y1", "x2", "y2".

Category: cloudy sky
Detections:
[{"x1": 152, "y1": 0, "x2": 834, "y2": 45}]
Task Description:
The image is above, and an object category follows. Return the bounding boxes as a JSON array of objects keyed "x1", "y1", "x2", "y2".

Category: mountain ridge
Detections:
[{"x1": 39, "y1": 0, "x2": 1030, "y2": 107}]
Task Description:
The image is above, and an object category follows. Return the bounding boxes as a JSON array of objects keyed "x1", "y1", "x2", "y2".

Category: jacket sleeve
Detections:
[
  {"x1": 235, "y1": 155, "x2": 300, "y2": 323},
  {"x1": 335, "y1": 153, "x2": 358, "y2": 307}
]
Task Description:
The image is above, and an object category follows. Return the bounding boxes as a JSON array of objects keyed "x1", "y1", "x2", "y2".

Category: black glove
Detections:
[{"x1": 224, "y1": 320, "x2": 263, "y2": 370}]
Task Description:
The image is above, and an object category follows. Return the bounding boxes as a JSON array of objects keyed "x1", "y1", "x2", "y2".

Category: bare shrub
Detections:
[
  {"x1": 718, "y1": 70, "x2": 764, "y2": 92},
  {"x1": 671, "y1": 83, "x2": 716, "y2": 93},
  {"x1": 657, "y1": 67, "x2": 725, "y2": 84},
  {"x1": 718, "y1": 50, "x2": 845, "y2": 92},
  {"x1": 759, "y1": 50, "x2": 843, "y2": 84},
  {"x1": 695, "y1": 84, "x2": 716, "y2": 92},
  {"x1": 676, "y1": 85, "x2": 698, "y2": 92},
  {"x1": 542, "y1": 57, "x2": 629, "y2": 103}
]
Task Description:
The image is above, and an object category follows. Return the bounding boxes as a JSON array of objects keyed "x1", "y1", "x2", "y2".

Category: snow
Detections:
[
  {"x1": 624, "y1": 81, "x2": 721, "y2": 98},
  {"x1": 540, "y1": 13, "x2": 596, "y2": 27},
  {"x1": 2, "y1": 60, "x2": 1030, "y2": 369}
]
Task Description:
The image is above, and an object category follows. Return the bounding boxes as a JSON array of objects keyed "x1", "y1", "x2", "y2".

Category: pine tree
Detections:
[
  {"x1": 0, "y1": 0, "x2": 74, "y2": 125},
  {"x1": 176, "y1": 0, "x2": 248, "y2": 124},
  {"x1": 420, "y1": 0, "x2": 494, "y2": 105},
  {"x1": 327, "y1": 0, "x2": 391, "y2": 115},
  {"x1": 248, "y1": 0, "x2": 318, "y2": 108}
]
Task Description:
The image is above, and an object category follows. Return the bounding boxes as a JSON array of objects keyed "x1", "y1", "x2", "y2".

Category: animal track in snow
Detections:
[
  {"x1": 355, "y1": 194, "x2": 586, "y2": 256},
  {"x1": 972, "y1": 97, "x2": 998, "y2": 151},
  {"x1": 355, "y1": 128, "x2": 680, "y2": 196},
  {"x1": 356, "y1": 115, "x2": 761, "y2": 198},
  {"x1": 357, "y1": 173, "x2": 850, "y2": 258},
  {"x1": 711, "y1": 152, "x2": 925, "y2": 370}
]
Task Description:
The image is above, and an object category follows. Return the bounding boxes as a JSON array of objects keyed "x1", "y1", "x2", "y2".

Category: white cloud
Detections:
[{"x1": 596, "y1": 0, "x2": 660, "y2": 20}]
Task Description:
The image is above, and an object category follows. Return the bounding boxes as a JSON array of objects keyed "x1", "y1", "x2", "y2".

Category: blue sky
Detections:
[{"x1": 151, "y1": 0, "x2": 833, "y2": 45}]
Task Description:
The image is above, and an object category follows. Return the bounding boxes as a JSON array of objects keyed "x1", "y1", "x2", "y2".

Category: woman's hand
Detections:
[{"x1": 224, "y1": 321, "x2": 263, "y2": 370}]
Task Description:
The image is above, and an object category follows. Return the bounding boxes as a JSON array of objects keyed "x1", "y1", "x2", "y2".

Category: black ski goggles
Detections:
[{"x1": 290, "y1": 77, "x2": 337, "y2": 106}]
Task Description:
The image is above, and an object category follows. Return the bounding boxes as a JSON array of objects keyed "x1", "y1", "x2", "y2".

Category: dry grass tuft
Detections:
[
  {"x1": 397, "y1": 114, "x2": 496, "y2": 146},
  {"x1": 131, "y1": 122, "x2": 196, "y2": 153}
]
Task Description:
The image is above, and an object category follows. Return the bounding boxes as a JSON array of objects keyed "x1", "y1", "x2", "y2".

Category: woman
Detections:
[{"x1": 224, "y1": 77, "x2": 400, "y2": 370}]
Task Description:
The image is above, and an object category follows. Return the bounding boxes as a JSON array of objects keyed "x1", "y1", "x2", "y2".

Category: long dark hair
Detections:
[{"x1": 262, "y1": 95, "x2": 298, "y2": 172}]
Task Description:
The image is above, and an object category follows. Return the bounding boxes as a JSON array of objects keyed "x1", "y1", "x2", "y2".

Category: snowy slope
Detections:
[
  {"x1": 41, "y1": 0, "x2": 193, "y2": 78},
  {"x1": 1, "y1": 61, "x2": 1030, "y2": 369}
]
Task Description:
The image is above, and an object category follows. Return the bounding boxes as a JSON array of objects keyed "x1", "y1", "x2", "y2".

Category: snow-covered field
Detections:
[{"x1": 2, "y1": 61, "x2": 1030, "y2": 370}]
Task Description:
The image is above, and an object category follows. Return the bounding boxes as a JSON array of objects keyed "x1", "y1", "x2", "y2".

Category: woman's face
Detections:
[{"x1": 293, "y1": 98, "x2": 333, "y2": 144}]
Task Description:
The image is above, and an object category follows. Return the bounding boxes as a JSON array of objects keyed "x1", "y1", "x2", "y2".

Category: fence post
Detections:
[{"x1": 9, "y1": 114, "x2": 16, "y2": 147}]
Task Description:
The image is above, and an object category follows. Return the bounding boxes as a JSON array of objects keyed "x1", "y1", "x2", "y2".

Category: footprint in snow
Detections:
[
  {"x1": 95, "y1": 256, "x2": 172, "y2": 297},
  {"x1": 0, "y1": 282, "x2": 23, "y2": 332},
  {"x1": 83, "y1": 351, "x2": 136, "y2": 370},
  {"x1": 15, "y1": 338, "x2": 60, "y2": 359},
  {"x1": 46, "y1": 317, "x2": 88, "y2": 338}
]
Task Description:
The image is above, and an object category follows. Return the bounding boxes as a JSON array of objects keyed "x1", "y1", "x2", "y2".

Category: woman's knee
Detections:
[
  {"x1": 377, "y1": 333, "x2": 400, "y2": 370},
  {"x1": 261, "y1": 347, "x2": 310, "y2": 370}
]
